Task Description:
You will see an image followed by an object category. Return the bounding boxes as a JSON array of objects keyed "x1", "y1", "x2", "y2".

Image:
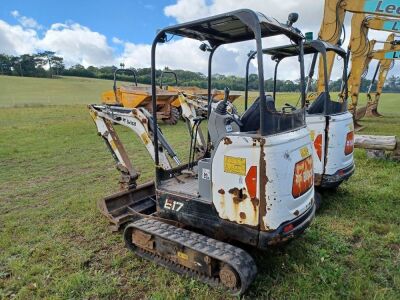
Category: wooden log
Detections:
[{"x1": 354, "y1": 135, "x2": 397, "y2": 151}]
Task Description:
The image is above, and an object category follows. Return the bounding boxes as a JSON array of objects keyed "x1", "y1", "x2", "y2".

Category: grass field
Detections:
[{"x1": 0, "y1": 75, "x2": 399, "y2": 299}]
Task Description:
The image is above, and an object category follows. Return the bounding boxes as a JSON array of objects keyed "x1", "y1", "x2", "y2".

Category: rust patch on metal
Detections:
[
  {"x1": 259, "y1": 138, "x2": 268, "y2": 230},
  {"x1": 223, "y1": 137, "x2": 232, "y2": 145},
  {"x1": 229, "y1": 187, "x2": 240, "y2": 194},
  {"x1": 219, "y1": 265, "x2": 239, "y2": 289},
  {"x1": 251, "y1": 197, "x2": 259, "y2": 211},
  {"x1": 229, "y1": 187, "x2": 247, "y2": 204},
  {"x1": 132, "y1": 229, "x2": 154, "y2": 250},
  {"x1": 314, "y1": 174, "x2": 322, "y2": 186},
  {"x1": 218, "y1": 188, "x2": 225, "y2": 195},
  {"x1": 239, "y1": 212, "x2": 246, "y2": 219},
  {"x1": 293, "y1": 210, "x2": 299, "y2": 216},
  {"x1": 267, "y1": 235, "x2": 293, "y2": 246}
]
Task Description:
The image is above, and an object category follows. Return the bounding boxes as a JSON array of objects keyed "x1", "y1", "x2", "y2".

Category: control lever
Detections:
[
  {"x1": 282, "y1": 103, "x2": 297, "y2": 113},
  {"x1": 215, "y1": 87, "x2": 230, "y2": 115}
]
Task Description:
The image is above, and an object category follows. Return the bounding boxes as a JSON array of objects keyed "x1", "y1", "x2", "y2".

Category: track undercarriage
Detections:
[
  {"x1": 98, "y1": 181, "x2": 258, "y2": 294},
  {"x1": 124, "y1": 218, "x2": 257, "y2": 294}
]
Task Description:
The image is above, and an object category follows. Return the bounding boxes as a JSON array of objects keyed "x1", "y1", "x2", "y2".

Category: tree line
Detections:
[{"x1": 1, "y1": 52, "x2": 400, "y2": 93}]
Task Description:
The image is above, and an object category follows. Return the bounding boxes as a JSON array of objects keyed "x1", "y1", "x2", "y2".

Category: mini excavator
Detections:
[
  {"x1": 88, "y1": 10, "x2": 316, "y2": 295},
  {"x1": 245, "y1": 40, "x2": 354, "y2": 198}
]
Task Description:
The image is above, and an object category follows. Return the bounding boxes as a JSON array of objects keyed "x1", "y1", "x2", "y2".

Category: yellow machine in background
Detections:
[
  {"x1": 159, "y1": 70, "x2": 241, "y2": 116},
  {"x1": 316, "y1": 0, "x2": 400, "y2": 124},
  {"x1": 355, "y1": 34, "x2": 400, "y2": 119},
  {"x1": 101, "y1": 68, "x2": 181, "y2": 125},
  {"x1": 102, "y1": 68, "x2": 241, "y2": 123},
  {"x1": 317, "y1": 0, "x2": 400, "y2": 91}
]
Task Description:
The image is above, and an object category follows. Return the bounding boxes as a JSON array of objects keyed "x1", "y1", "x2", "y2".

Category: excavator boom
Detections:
[
  {"x1": 345, "y1": 1, "x2": 400, "y2": 17},
  {"x1": 317, "y1": 0, "x2": 400, "y2": 95},
  {"x1": 367, "y1": 16, "x2": 400, "y2": 31},
  {"x1": 354, "y1": 34, "x2": 399, "y2": 119}
]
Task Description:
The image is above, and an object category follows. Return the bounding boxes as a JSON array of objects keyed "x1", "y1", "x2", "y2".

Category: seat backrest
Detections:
[
  {"x1": 240, "y1": 95, "x2": 276, "y2": 132},
  {"x1": 308, "y1": 92, "x2": 346, "y2": 115},
  {"x1": 307, "y1": 92, "x2": 327, "y2": 114}
]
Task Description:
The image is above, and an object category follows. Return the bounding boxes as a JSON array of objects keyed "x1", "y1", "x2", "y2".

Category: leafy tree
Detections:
[
  {"x1": 0, "y1": 54, "x2": 13, "y2": 75},
  {"x1": 37, "y1": 51, "x2": 57, "y2": 76},
  {"x1": 1, "y1": 52, "x2": 400, "y2": 93},
  {"x1": 52, "y1": 56, "x2": 65, "y2": 76}
]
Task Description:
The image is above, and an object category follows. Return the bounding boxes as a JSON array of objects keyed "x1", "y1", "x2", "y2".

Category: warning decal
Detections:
[{"x1": 224, "y1": 156, "x2": 246, "y2": 176}]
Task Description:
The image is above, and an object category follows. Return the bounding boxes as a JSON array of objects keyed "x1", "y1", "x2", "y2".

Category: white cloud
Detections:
[
  {"x1": 118, "y1": 39, "x2": 211, "y2": 72},
  {"x1": 112, "y1": 37, "x2": 124, "y2": 44},
  {"x1": 11, "y1": 10, "x2": 20, "y2": 18},
  {"x1": 11, "y1": 10, "x2": 42, "y2": 30},
  {"x1": 164, "y1": 0, "x2": 210, "y2": 23},
  {"x1": 0, "y1": 20, "x2": 38, "y2": 55},
  {"x1": 37, "y1": 23, "x2": 115, "y2": 66},
  {"x1": 163, "y1": 0, "x2": 400, "y2": 79},
  {"x1": 0, "y1": 15, "x2": 116, "y2": 67},
  {"x1": 164, "y1": 0, "x2": 323, "y2": 32},
  {"x1": 161, "y1": 0, "x2": 330, "y2": 79}
]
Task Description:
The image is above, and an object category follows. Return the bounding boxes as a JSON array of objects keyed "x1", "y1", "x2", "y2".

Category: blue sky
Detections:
[{"x1": 0, "y1": 0, "x2": 176, "y2": 45}]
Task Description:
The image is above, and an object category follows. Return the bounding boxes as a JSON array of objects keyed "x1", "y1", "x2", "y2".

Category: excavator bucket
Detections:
[
  {"x1": 101, "y1": 86, "x2": 180, "y2": 124},
  {"x1": 97, "y1": 181, "x2": 156, "y2": 231},
  {"x1": 355, "y1": 105, "x2": 367, "y2": 121}
]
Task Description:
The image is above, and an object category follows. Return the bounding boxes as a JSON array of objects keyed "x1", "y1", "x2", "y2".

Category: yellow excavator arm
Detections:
[
  {"x1": 365, "y1": 35, "x2": 400, "y2": 116},
  {"x1": 366, "y1": 16, "x2": 400, "y2": 31},
  {"x1": 317, "y1": 0, "x2": 400, "y2": 95}
]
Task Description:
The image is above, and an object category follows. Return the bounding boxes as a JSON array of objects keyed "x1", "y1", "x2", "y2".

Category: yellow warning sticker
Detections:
[
  {"x1": 224, "y1": 156, "x2": 246, "y2": 176},
  {"x1": 141, "y1": 132, "x2": 151, "y2": 145},
  {"x1": 110, "y1": 140, "x2": 117, "y2": 150},
  {"x1": 177, "y1": 251, "x2": 188, "y2": 260},
  {"x1": 310, "y1": 130, "x2": 315, "y2": 141},
  {"x1": 300, "y1": 146, "x2": 310, "y2": 158}
]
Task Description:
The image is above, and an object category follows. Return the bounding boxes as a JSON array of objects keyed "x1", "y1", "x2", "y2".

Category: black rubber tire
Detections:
[{"x1": 163, "y1": 106, "x2": 181, "y2": 125}]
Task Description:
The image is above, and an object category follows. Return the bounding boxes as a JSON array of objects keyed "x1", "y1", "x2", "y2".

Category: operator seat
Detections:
[
  {"x1": 308, "y1": 92, "x2": 345, "y2": 115},
  {"x1": 240, "y1": 95, "x2": 276, "y2": 132},
  {"x1": 307, "y1": 92, "x2": 327, "y2": 114}
]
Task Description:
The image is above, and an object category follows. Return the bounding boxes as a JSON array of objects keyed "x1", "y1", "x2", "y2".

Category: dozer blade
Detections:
[{"x1": 98, "y1": 181, "x2": 156, "y2": 231}]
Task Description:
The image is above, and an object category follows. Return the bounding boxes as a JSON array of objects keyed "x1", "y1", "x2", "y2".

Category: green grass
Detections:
[{"x1": 0, "y1": 75, "x2": 399, "y2": 299}]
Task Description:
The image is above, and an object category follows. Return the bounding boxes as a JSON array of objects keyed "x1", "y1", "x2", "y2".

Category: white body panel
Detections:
[
  {"x1": 211, "y1": 127, "x2": 314, "y2": 231},
  {"x1": 211, "y1": 135, "x2": 261, "y2": 227},
  {"x1": 325, "y1": 112, "x2": 354, "y2": 175},
  {"x1": 306, "y1": 112, "x2": 354, "y2": 180},
  {"x1": 261, "y1": 128, "x2": 314, "y2": 230}
]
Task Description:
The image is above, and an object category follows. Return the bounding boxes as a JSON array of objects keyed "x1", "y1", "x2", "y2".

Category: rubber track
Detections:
[{"x1": 123, "y1": 218, "x2": 257, "y2": 296}]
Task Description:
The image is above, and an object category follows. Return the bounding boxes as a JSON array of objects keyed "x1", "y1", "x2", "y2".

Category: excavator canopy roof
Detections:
[
  {"x1": 262, "y1": 40, "x2": 346, "y2": 60},
  {"x1": 160, "y1": 9, "x2": 303, "y2": 46}
]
